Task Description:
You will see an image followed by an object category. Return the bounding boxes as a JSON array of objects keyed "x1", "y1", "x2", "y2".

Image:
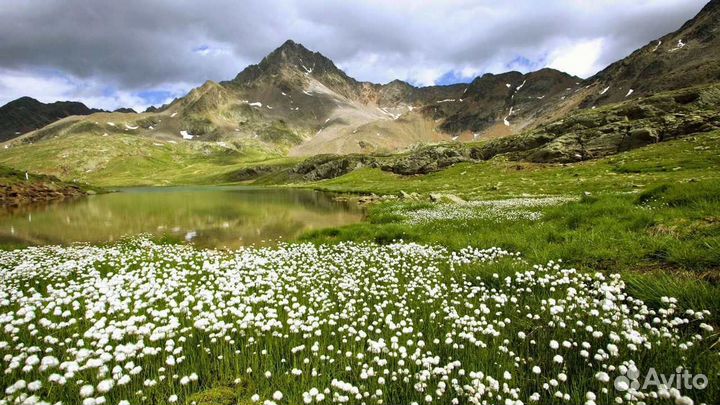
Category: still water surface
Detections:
[{"x1": 0, "y1": 187, "x2": 363, "y2": 248}]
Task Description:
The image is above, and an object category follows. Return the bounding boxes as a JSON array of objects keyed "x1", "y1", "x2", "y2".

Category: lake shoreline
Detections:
[
  {"x1": 0, "y1": 165, "x2": 108, "y2": 208},
  {"x1": 0, "y1": 177, "x2": 92, "y2": 208},
  {"x1": 0, "y1": 187, "x2": 364, "y2": 249}
]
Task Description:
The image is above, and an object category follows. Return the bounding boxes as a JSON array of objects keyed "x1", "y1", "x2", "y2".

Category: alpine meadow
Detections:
[{"x1": 0, "y1": 1, "x2": 719, "y2": 405}]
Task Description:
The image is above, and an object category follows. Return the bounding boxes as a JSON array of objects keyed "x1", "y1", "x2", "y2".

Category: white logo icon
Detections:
[{"x1": 614, "y1": 366, "x2": 707, "y2": 392}]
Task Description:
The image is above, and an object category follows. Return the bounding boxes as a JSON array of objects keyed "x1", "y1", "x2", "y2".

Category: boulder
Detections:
[
  {"x1": 429, "y1": 193, "x2": 465, "y2": 204},
  {"x1": 293, "y1": 154, "x2": 376, "y2": 181},
  {"x1": 525, "y1": 136, "x2": 584, "y2": 163},
  {"x1": 399, "y1": 190, "x2": 422, "y2": 200},
  {"x1": 620, "y1": 127, "x2": 658, "y2": 150},
  {"x1": 444, "y1": 194, "x2": 466, "y2": 204},
  {"x1": 381, "y1": 145, "x2": 472, "y2": 175}
]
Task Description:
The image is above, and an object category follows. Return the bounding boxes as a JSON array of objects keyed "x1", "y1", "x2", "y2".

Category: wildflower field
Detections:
[
  {"x1": 1, "y1": 237, "x2": 718, "y2": 405},
  {"x1": 387, "y1": 197, "x2": 577, "y2": 225}
]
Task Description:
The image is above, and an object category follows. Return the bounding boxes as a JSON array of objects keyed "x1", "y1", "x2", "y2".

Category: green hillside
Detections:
[
  {"x1": 0, "y1": 133, "x2": 297, "y2": 187},
  {"x1": 310, "y1": 131, "x2": 720, "y2": 198}
]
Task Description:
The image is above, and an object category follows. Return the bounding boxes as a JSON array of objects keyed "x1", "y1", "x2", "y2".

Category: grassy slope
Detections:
[
  {"x1": 300, "y1": 132, "x2": 720, "y2": 323},
  {"x1": 302, "y1": 131, "x2": 720, "y2": 268},
  {"x1": 310, "y1": 131, "x2": 720, "y2": 198},
  {"x1": 0, "y1": 165, "x2": 56, "y2": 186},
  {"x1": 0, "y1": 134, "x2": 299, "y2": 187}
]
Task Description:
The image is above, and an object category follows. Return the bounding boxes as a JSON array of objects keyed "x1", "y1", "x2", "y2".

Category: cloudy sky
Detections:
[{"x1": 0, "y1": 0, "x2": 708, "y2": 111}]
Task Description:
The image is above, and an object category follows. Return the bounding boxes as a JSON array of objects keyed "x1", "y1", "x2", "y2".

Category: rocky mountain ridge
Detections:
[
  {"x1": 1, "y1": 39, "x2": 582, "y2": 155},
  {"x1": 1, "y1": 1, "x2": 718, "y2": 169},
  {"x1": 0, "y1": 97, "x2": 103, "y2": 142}
]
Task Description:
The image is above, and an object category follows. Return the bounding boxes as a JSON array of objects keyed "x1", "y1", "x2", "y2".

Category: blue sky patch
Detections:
[
  {"x1": 436, "y1": 71, "x2": 474, "y2": 86},
  {"x1": 137, "y1": 90, "x2": 176, "y2": 106}
]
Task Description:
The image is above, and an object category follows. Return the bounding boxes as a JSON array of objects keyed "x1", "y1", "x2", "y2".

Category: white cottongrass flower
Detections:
[{"x1": 0, "y1": 238, "x2": 710, "y2": 405}]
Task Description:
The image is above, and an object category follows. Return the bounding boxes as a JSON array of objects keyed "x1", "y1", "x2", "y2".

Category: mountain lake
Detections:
[{"x1": 0, "y1": 187, "x2": 364, "y2": 248}]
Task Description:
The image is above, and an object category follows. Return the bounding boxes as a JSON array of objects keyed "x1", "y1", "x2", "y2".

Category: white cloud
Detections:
[
  {"x1": 409, "y1": 68, "x2": 446, "y2": 87},
  {"x1": 0, "y1": 0, "x2": 708, "y2": 108},
  {"x1": 0, "y1": 70, "x2": 76, "y2": 105},
  {"x1": 0, "y1": 69, "x2": 189, "y2": 111},
  {"x1": 460, "y1": 66, "x2": 481, "y2": 79},
  {"x1": 547, "y1": 38, "x2": 605, "y2": 78},
  {"x1": 193, "y1": 44, "x2": 232, "y2": 57}
]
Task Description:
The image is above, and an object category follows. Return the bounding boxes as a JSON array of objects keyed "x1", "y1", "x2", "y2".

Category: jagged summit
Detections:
[
  {"x1": 424, "y1": 68, "x2": 579, "y2": 135},
  {"x1": 227, "y1": 40, "x2": 353, "y2": 88},
  {"x1": 583, "y1": 0, "x2": 720, "y2": 106},
  {"x1": 382, "y1": 79, "x2": 413, "y2": 88},
  {"x1": 265, "y1": 40, "x2": 323, "y2": 66}
]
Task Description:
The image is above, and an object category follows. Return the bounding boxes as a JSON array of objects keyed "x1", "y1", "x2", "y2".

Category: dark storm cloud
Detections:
[{"x1": 0, "y1": 0, "x2": 708, "y2": 109}]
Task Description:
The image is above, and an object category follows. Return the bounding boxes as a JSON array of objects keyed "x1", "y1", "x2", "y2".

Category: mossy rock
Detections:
[
  {"x1": 67, "y1": 121, "x2": 103, "y2": 135},
  {"x1": 525, "y1": 136, "x2": 584, "y2": 163},
  {"x1": 621, "y1": 128, "x2": 658, "y2": 150},
  {"x1": 186, "y1": 387, "x2": 236, "y2": 405},
  {"x1": 186, "y1": 376, "x2": 255, "y2": 405},
  {"x1": 186, "y1": 386, "x2": 254, "y2": 405},
  {"x1": 182, "y1": 116, "x2": 216, "y2": 136},
  {"x1": 293, "y1": 154, "x2": 343, "y2": 174},
  {"x1": 380, "y1": 145, "x2": 472, "y2": 175},
  {"x1": 566, "y1": 113, "x2": 605, "y2": 129}
]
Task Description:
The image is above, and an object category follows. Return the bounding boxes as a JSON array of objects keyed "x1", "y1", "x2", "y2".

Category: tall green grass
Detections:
[{"x1": 302, "y1": 180, "x2": 720, "y2": 323}]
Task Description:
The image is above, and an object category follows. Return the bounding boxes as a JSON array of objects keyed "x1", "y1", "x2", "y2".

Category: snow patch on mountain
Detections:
[{"x1": 503, "y1": 106, "x2": 514, "y2": 126}]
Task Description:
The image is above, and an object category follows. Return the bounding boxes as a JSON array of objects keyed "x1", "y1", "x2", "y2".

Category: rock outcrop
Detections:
[
  {"x1": 0, "y1": 166, "x2": 88, "y2": 207},
  {"x1": 379, "y1": 145, "x2": 474, "y2": 175},
  {"x1": 293, "y1": 154, "x2": 377, "y2": 181},
  {"x1": 288, "y1": 83, "x2": 720, "y2": 180},
  {"x1": 477, "y1": 84, "x2": 720, "y2": 163}
]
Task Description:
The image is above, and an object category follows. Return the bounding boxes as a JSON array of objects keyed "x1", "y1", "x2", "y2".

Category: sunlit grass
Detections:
[{"x1": 0, "y1": 134, "x2": 299, "y2": 187}]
